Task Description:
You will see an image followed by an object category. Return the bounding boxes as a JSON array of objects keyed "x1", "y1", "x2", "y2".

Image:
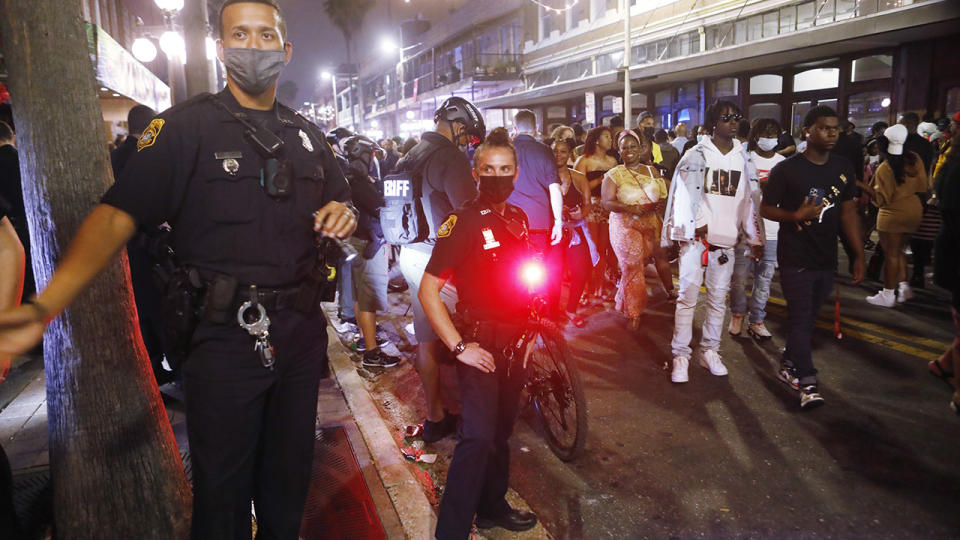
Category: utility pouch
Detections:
[{"x1": 202, "y1": 273, "x2": 239, "y2": 324}]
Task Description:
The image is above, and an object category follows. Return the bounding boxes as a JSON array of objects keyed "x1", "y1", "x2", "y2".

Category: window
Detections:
[
  {"x1": 780, "y1": 6, "x2": 796, "y2": 33},
  {"x1": 858, "y1": 0, "x2": 879, "y2": 16},
  {"x1": 677, "y1": 82, "x2": 699, "y2": 102},
  {"x1": 793, "y1": 68, "x2": 839, "y2": 91},
  {"x1": 797, "y1": 2, "x2": 815, "y2": 30},
  {"x1": 633, "y1": 93, "x2": 648, "y2": 108},
  {"x1": 851, "y1": 55, "x2": 892, "y2": 82},
  {"x1": 655, "y1": 89, "x2": 672, "y2": 107},
  {"x1": 748, "y1": 103, "x2": 782, "y2": 123},
  {"x1": 602, "y1": 95, "x2": 615, "y2": 112},
  {"x1": 762, "y1": 12, "x2": 779, "y2": 38},
  {"x1": 734, "y1": 20, "x2": 748, "y2": 45},
  {"x1": 750, "y1": 74, "x2": 783, "y2": 94},
  {"x1": 836, "y1": 0, "x2": 857, "y2": 20},
  {"x1": 547, "y1": 106, "x2": 567, "y2": 120},
  {"x1": 847, "y1": 91, "x2": 890, "y2": 136},
  {"x1": 791, "y1": 101, "x2": 812, "y2": 138},
  {"x1": 677, "y1": 107, "x2": 699, "y2": 125},
  {"x1": 715, "y1": 78, "x2": 738, "y2": 97},
  {"x1": 747, "y1": 15, "x2": 762, "y2": 42},
  {"x1": 944, "y1": 87, "x2": 960, "y2": 116},
  {"x1": 816, "y1": 0, "x2": 835, "y2": 25}
]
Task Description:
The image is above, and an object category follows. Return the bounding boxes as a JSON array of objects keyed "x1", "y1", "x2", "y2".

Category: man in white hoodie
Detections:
[{"x1": 661, "y1": 100, "x2": 764, "y2": 383}]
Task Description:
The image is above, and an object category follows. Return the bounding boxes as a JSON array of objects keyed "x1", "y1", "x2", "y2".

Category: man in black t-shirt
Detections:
[{"x1": 762, "y1": 106, "x2": 864, "y2": 410}]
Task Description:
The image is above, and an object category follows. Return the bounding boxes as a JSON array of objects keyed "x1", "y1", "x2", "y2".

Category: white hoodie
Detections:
[{"x1": 695, "y1": 137, "x2": 753, "y2": 248}]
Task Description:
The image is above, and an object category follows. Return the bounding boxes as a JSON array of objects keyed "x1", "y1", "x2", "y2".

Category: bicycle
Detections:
[{"x1": 502, "y1": 261, "x2": 589, "y2": 462}]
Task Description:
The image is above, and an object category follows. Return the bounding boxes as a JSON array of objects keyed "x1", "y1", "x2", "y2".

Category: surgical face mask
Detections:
[
  {"x1": 696, "y1": 134, "x2": 706, "y2": 143},
  {"x1": 868, "y1": 154, "x2": 880, "y2": 164},
  {"x1": 797, "y1": 140, "x2": 808, "y2": 153},
  {"x1": 222, "y1": 48, "x2": 286, "y2": 95},
  {"x1": 477, "y1": 175, "x2": 515, "y2": 204},
  {"x1": 757, "y1": 137, "x2": 778, "y2": 152}
]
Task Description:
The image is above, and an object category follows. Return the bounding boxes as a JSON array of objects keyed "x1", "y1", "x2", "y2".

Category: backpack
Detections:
[{"x1": 379, "y1": 140, "x2": 440, "y2": 245}]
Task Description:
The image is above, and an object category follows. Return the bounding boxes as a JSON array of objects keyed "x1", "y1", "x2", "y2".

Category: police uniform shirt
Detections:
[
  {"x1": 425, "y1": 199, "x2": 535, "y2": 322},
  {"x1": 101, "y1": 88, "x2": 351, "y2": 287}
]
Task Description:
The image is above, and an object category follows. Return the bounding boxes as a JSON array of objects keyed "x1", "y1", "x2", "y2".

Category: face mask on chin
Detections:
[
  {"x1": 757, "y1": 137, "x2": 778, "y2": 152},
  {"x1": 696, "y1": 134, "x2": 706, "y2": 143},
  {"x1": 222, "y1": 47, "x2": 286, "y2": 95},
  {"x1": 478, "y1": 175, "x2": 515, "y2": 204}
]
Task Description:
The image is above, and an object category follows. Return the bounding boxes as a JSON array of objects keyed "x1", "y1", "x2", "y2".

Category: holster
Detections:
[{"x1": 159, "y1": 266, "x2": 204, "y2": 365}]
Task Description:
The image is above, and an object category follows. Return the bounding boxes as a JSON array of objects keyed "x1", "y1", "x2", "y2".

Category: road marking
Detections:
[
  {"x1": 764, "y1": 304, "x2": 942, "y2": 361},
  {"x1": 764, "y1": 296, "x2": 948, "y2": 350}
]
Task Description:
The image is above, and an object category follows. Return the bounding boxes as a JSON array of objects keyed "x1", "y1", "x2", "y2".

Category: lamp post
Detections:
[
  {"x1": 622, "y1": 0, "x2": 632, "y2": 126},
  {"x1": 321, "y1": 70, "x2": 338, "y2": 128},
  {"x1": 155, "y1": 0, "x2": 187, "y2": 104}
]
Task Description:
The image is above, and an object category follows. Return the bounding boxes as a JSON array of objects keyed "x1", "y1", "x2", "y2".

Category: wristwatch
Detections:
[{"x1": 452, "y1": 340, "x2": 466, "y2": 356}]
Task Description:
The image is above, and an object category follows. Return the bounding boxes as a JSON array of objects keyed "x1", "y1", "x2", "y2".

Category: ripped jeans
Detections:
[{"x1": 729, "y1": 240, "x2": 777, "y2": 324}]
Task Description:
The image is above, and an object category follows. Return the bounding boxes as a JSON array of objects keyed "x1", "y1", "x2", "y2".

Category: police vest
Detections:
[{"x1": 379, "y1": 140, "x2": 441, "y2": 245}]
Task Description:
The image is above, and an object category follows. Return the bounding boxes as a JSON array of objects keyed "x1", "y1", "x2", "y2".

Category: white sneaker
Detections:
[
  {"x1": 699, "y1": 349, "x2": 728, "y2": 376},
  {"x1": 748, "y1": 321, "x2": 773, "y2": 340},
  {"x1": 728, "y1": 314, "x2": 744, "y2": 336},
  {"x1": 897, "y1": 282, "x2": 914, "y2": 303},
  {"x1": 866, "y1": 288, "x2": 896, "y2": 308},
  {"x1": 671, "y1": 356, "x2": 689, "y2": 383}
]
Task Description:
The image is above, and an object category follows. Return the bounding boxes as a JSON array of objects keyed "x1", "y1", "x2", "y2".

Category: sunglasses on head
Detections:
[{"x1": 719, "y1": 113, "x2": 742, "y2": 123}]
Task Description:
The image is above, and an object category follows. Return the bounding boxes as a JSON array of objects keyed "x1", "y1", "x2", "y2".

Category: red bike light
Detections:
[{"x1": 520, "y1": 260, "x2": 546, "y2": 289}]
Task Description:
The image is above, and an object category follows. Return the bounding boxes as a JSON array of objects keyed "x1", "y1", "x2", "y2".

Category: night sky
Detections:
[{"x1": 123, "y1": 0, "x2": 462, "y2": 104}]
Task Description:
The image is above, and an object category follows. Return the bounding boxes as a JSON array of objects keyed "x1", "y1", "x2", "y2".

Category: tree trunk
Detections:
[
  {"x1": 183, "y1": 0, "x2": 212, "y2": 98},
  {"x1": 0, "y1": 2, "x2": 192, "y2": 538}
]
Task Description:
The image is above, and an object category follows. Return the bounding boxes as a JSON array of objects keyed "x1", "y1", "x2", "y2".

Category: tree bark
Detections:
[
  {"x1": 0, "y1": 2, "x2": 192, "y2": 538},
  {"x1": 183, "y1": 0, "x2": 212, "y2": 98}
]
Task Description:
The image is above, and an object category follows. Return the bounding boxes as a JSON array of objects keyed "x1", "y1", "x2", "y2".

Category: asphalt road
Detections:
[{"x1": 508, "y1": 272, "x2": 959, "y2": 539}]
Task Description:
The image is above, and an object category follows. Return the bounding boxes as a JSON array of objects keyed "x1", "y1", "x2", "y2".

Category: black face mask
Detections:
[{"x1": 478, "y1": 175, "x2": 515, "y2": 204}]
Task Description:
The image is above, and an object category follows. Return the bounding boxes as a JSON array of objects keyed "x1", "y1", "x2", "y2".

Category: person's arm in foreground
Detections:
[{"x1": 418, "y1": 272, "x2": 495, "y2": 373}]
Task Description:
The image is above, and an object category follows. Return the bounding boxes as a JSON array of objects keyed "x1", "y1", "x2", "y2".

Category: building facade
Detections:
[{"x1": 339, "y1": 0, "x2": 960, "y2": 139}]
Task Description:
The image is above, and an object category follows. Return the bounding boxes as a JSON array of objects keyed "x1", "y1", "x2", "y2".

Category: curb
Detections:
[{"x1": 326, "y1": 325, "x2": 436, "y2": 539}]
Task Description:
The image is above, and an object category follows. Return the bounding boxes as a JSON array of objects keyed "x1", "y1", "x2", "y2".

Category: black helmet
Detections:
[
  {"x1": 434, "y1": 96, "x2": 486, "y2": 144},
  {"x1": 326, "y1": 127, "x2": 354, "y2": 147},
  {"x1": 341, "y1": 135, "x2": 381, "y2": 174}
]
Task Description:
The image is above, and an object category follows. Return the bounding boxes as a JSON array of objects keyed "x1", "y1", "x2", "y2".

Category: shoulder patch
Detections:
[
  {"x1": 137, "y1": 118, "x2": 165, "y2": 152},
  {"x1": 438, "y1": 214, "x2": 458, "y2": 238}
]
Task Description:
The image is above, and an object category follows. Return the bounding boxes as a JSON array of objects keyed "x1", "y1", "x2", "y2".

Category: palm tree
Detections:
[{"x1": 324, "y1": 0, "x2": 375, "y2": 66}]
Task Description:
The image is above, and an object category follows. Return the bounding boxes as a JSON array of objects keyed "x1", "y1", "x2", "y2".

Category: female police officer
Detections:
[{"x1": 419, "y1": 127, "x2": 540, "y2": 539}]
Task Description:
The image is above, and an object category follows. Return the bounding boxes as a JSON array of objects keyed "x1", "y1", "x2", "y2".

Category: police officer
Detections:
[
  {"x1": 0, "y1": 1, "x2": 356, "y2": 538},
  {"x1": 396, "y1": 96, "x2": 484, "y2": 442},
  {"x1": 419, "y1": 127, "x2": 540, "y2": 539}
]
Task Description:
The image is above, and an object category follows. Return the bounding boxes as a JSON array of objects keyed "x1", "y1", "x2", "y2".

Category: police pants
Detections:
[
  {"x1": 435, "y1": 351, "x2": 526, "y2": 540},
  {"x1": 182, "y1": 308, "x2": 326, "y2": 540}
]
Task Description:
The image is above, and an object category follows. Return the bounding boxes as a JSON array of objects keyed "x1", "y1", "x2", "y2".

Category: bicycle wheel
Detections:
[{"x1": 527, "y1": 321, "x2": 587, "y2": 462}]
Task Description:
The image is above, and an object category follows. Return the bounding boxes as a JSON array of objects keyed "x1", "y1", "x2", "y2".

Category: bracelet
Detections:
[
  {"x1": 451, "y1": 340, "x2": 466, "y2": 356},
  {"x1": 23, "y1": 297, "x2": 52, "y2": 324}
]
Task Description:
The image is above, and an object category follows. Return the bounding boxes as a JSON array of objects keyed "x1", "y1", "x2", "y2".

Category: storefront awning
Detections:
[{"x1": 88, "y1": 23, "x2": 171, "y2": 112}]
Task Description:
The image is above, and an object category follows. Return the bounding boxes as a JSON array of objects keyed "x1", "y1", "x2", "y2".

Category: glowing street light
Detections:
[
  {"x1": 154, "y1": 0, "x2": 184, "y2": 11},
  {"x1": 380, "y1": 37, "x2": 398, "y2": 56},
  {"x1": 159, "y1": 31, "x2": 186, "y2": 61},
  {"x1": 320, "y1": 70, "x2": 332, "y2": 81},
  {"x1": 132, "y1": 37, "x2": 158, "y2": 63}
]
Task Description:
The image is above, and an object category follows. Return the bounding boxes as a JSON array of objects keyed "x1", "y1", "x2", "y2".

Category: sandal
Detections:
[{"x1": 928, "y1": 349, "x2": 958, "y2": 390}]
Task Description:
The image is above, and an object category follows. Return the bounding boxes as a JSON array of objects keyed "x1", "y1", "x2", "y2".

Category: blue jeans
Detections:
[{"x1": 729, "y1": 240, "x2": 777, "y2": 323}]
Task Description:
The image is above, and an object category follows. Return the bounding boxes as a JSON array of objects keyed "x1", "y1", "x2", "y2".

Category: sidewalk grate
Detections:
[{"x1": 299, "y1": 426, "x2": 387, "y2": 540}]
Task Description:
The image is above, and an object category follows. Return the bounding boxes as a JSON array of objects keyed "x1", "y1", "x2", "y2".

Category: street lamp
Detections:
[
  {"x1": 380, "y1": 37, "x2": 398, "y2": 56},
  {"x1": 132, "y1": 37, "x2": 158, "y2": 63},
  {"x1": 154, "y1": 0, "x2": 184, "y2": 11},
  {"x1": 159, "y1": 31, "x2": 186, "y2": 62}
]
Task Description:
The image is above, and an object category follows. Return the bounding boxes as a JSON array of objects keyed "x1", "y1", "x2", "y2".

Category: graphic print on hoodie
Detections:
[{"x1": 695, "y1": 137, "x2": 751, "y2": 248}]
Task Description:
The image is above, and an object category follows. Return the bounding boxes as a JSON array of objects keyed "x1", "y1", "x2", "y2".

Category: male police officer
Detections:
[
  {"x1": 419, "y1": 127, "x2": 539, "y2": 539},
  {"x1": 0, "y1": 1, "x2": 356, "y2": 538},
  {"x1": 395, "y1": 97, "x2": 485, "y2": 442}
]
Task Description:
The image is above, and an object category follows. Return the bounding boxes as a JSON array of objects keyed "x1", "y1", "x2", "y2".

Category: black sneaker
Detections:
[
  {"x1": 777, "y1": 364, "x2": 800, "y2": 391},
  {"x1": 422, "y1": 411, "x2": 459, "y2": 443},
  {"x1": 361, "y1": 348, "x2": 400, "y2": 368},
  {"x1": 800, "y1": 385, "x2": 825, "y2": 410}
]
